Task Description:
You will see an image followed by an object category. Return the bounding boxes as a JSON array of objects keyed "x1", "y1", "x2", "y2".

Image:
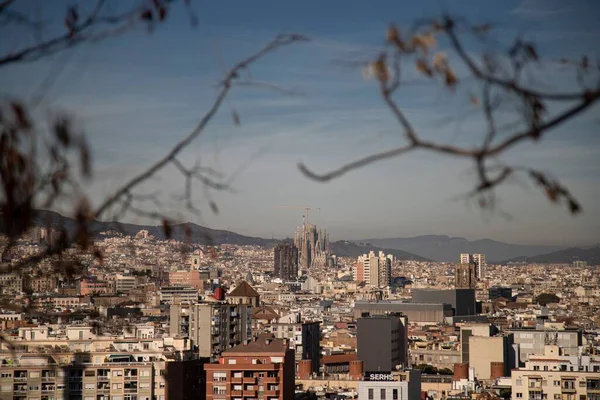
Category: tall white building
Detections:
[
  {"x1": 355, "y1": 251, "x2": 393, "y2": 288},
  {"x1": 460, "y1": 253, "x2": 486, "y2": 280}
]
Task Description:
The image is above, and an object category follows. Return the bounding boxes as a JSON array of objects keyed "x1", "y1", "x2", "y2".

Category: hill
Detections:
[
  {"x1": 328, "y1": 240, "x2": 428, "y2": 261},
  {"x1": 501, "y1": 246, "x2": 600, "y2": 265},
  {"x1": 29, "y1": 210, "x2": 277, "y2": 246},
  {"x1": 22, "y1": 210, "x2": 428, "y2": 261},
  {"x1": 354, "y1": 235, "x2": 564, "y2": 263}
]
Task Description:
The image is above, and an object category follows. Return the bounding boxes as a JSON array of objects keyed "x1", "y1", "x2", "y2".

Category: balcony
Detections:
[
  {"x1": 97, "y1": 375, "x2": 110, "y2": 381},
  {"x1": 243, "y1": 389, "x2": 257, "y2": 397},
  {"x1": 231, "y1": 390, "x2": 243, "y2": 396},
  {"x1": 243, "y1": 377, "x2": 256, "y2": 384},
  {"x1": 14, "y1": 376, "x2": 27, "y2": 382},
  {"x1": 264, "y1": 377, "x2": 278, "y2": 384},
  {"x1": 232, "y1": 377, "x2": 243, "y2": 384},
  {"x1": 265, "y1": 389, "x2": 280, "y2": 396}
]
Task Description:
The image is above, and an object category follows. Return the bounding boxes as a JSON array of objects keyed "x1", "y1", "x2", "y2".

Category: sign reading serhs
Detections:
[{"x1": 364, "y1": 371, "x2": 395, "y2": 381}]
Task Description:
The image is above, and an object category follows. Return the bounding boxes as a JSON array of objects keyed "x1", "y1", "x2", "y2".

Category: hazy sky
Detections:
[{"x1": 1, "y1": 0, "x2": 599, "y2": 246}]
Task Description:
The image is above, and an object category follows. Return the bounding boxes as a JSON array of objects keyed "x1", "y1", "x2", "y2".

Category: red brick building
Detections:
[{"x1": 204, "y1": 336, "x2": 295, "y2": 400}]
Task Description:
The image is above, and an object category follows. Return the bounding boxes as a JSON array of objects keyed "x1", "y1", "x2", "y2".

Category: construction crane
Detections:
[{"x1": 275, "y1": 205, "x2": 321, "y2": 224}]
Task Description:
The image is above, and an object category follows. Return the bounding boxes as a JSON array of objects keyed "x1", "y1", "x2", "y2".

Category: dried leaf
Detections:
[
  {"x1": 545, "y1": 187, "x2": 558, "y2": 203},
  {"x1": 79, "y1": 140, "x2": 91, "y2": 179},
  {"x1": 415, "y1": 58, "x2": 433, "y2": 77},
  {"x1": 473, "y1": 24, "x2": 491, "y2": 33},
  {"x1": 158, "y1": 6, "x2": 167, "y2": 21},
  {"x1": 232, "y1": 110, "x2": 240, "y2": 126},
  {"x1": 373, "y1": 56, "x2": 389, "y2": 82},
  {"x1": 568, "y1": 199, "x2": 581, "y2": 214},
  {"x1": 432, "y1": 52, "x2": 447, "y2": 72},
  {"x1": 140, "y1": 9, "x2": 153, "y2": 21},
  {"x1": 386, "y1": 25, "x2": 400, "y2": 43},
  {"x1": 470, "y1": 94, "x2": 479, "y2": 106},
  {"x1": 162, "y1": 218, "x2": 172, "y2": 238},
  {"x1": 54, "y1": 118, "x2": 71, "y2": 147},
  {"x1": 444, "y1": 67, "x2": 458, "y2": 88},
  {"x1": 524, "y1": 43, "x2": 538, "y2": 61},
  {"x1": 581, "y1": 55, "x2": 589, "y2": 71},
  {"x1": 11, "y1": 102, "x2": 31, "y2": 130}
]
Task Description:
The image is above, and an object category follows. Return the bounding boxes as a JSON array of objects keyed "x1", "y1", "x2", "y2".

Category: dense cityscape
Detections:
[
  {"x1": 1, "y1": 1, "x2": 599, "y2": 400},
  {"x1": 0, "y1": 218, "x2": 598, "y2": 400}
]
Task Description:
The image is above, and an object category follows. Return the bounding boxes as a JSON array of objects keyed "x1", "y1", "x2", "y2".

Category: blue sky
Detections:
[{"x1": 1, "y1": 0, "x2": 599, "y2": 246}]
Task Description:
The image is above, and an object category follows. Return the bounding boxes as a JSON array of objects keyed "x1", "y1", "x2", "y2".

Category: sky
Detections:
[{"x1": 1, "y1": 0, "x2": 599, "y2": 246}]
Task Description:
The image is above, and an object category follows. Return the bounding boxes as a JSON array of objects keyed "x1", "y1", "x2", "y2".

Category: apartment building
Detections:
[
  {"x1": 263, "y1": 320, "x2": 321, "y2": 374},
  {"x1": 159, "y1": 286, "x2": 199, "y2": 305},
  {"x1": 204, "y1": 336, "x2": 295, "y2": 400},
  {"x1": 354, "y1": 251, "x2": 392, "y2": 288},
  {"x1": 509, "y1": 328, "x2": 582, "y2": 364},
  {"x1": 189, "y1": 302, "x2": 252, "y2": 360},
  {"x1": 0, "y1": 354, "x2": 208, "y2": 400},
  {"x1": 510, "y1": 345, "x2": 600, "y2": 400}
]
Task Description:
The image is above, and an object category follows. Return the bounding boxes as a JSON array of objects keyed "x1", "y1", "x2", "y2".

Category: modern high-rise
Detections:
[
  {"x1": 460, "y1": 253, "x2": 486, "y2": 280},
  {"x1": 357, "y1": 313, "x2": 408, "y2": 372},
  {"x1": 273, "y1": 243, "x2": 299, "y2": 281},
  {"x1": 189, "y1": 302, "x2": 253, "y2": 360},
  {"x1": 354, "y1": 251, "x2": 392, "y2": 288},
  {"x1": 294, "y1": 222, "x2": 330, "y2": 269}
]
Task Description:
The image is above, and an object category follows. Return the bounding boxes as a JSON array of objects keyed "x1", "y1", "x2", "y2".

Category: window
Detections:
[
  {"x1": 29, "y1": 385, "x2": 40, "y2": 391},
  {"x1": 368, "y1": 388, "x2": 374, "y2": 400},
  {"x1": 516, "y1": 379, "x2": 523, "y2": 386},
  {"x1": 554, "y1": 395, "x2": 561, "y2": 399},
  {"x1": 393, "y1": 389, "x2": 399, "y2": 400},
  {"x1": 112, "y1": 383, "x2": 123, "y2": 390},
  {"x1": 30, "y1": 372, "x2": 40, "y2": 378},
  {"x1": 85, "y1": 371, "x2": 95, "y2": 377},
  {"x1": 113, "y1": 370, "x2": 123, "y2": 377},
  {"x1": 516, "y1": 394, "x2": 523, "y2": 398},
  {"x1": 84, "y1": 383, "x2": 94, "y2": 390},
  {"x1": 381, "y1": 388, "x2": 386, "y2": 399},
  {"x1": 554, "y1": 381, "x2": 560, "y2": 387}
]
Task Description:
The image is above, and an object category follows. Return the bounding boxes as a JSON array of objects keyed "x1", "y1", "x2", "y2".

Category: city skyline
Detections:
[{"x1": 1, "y1": 0, "x2": 599, "y2": 246}]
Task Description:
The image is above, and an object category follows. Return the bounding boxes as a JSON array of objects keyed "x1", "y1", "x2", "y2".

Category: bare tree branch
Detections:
[{"x1": 299, "y1": 15, "x2": 599, "y2": 215}]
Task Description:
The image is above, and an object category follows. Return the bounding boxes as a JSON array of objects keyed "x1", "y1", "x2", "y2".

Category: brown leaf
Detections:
[
  {"x1": 432, "y1": 52, "x2": 447, "y2": 72},
  {"x1": 140, "y1": 9, "x2": 153, "y2": 21},
  {"x1": 386, "y1": 25, "x2": 400, "y2": 43},
  {"x1": 232, "y1": 110, "x2": 240, "y2": 126},
  {"x1": 11, "y1": 102, "x2": 31, "y2": 130},
  {"x1": 470, "y1": 94, "x2": 479, "y2": 106},
  {"x1": 54, "y1": 118, "x2": 71, "y2": 147},
  {"x1": 79, "y1": 140, "x2": 91, "y2": 178},
  {"x1": 158, "y1": 6, "x2": 167, "y2": 21},
  {"x1": 581, "y1": 55, "x2": 589, "y2": 71},
  {"x1": 524, "y1": 43, "x2": 538, "y2": 61},
  {"x1": 373, "y1": 56, "x2": 389, "y2": 82},
  {"x1": 473, "y1": 24, "x2": 491, "y2": 33},
  {"x1": 568, "y1": 199, "x2": 581, "y2": 214},
  {"x1": 415, "y1": 58, "x2": 433, "y2": 77},
  {"x1": 444, "y1": 67, "x2": 458, "y2": 88},
  {"x1": 545, "y1": 187, "x2": 558, "y2": 203},
  {"x1": 162, "y1": 218, "x2": 172, "y2": 238}
]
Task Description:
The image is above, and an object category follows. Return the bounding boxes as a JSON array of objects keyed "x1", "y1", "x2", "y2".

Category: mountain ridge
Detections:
[
  {"x1": 22, "y1": 210, "x2": 428, "y2": 261},
  {"x1": 354, "y1": 235, "x2": 566, "y2": 262}
]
